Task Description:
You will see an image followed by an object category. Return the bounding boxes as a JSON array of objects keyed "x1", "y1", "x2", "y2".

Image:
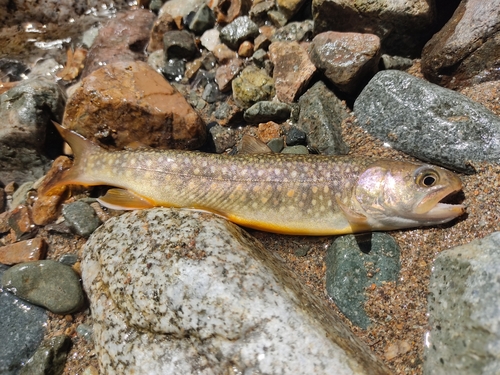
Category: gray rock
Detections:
[
  {"x1": 281, "y1": 145, "x2": 309, "y2": 154},
  {"x1": 0, "y1": 77, "x2": 66, "y2": 186},
  {"x1": 20, "y1": 335, "x2": 72, "y2": 375},
  {"x1": 187, "y1": 4, "x2": 216, "y2": 35},
  {"x1": 271, "y1": 20, "x2": 314, "y2": 42},
  {"x1": 0, "y1": 265, "x2": 47, "y2": 375},
  {"x1": 380, "y1": 54, "x2": 413, "y2": 71},
  {"x1": 220, "y1": 16, "x2": 259, "y2": 50},
  {"x1": 325, "y1": 233, "x2": 400, "y2": 329},
  {"x1": 425, "y1": 232, "x2": 500, "y2": 375},
  {"x1": 297, "y1": 81, "x2": 349, "y2": 155},
  {"x1": 285, "y1": 127, "x2": 307, "y2": 146},
  {"x1": 422, "y1": 0, "x2": 500, "y2": 89},
  {"x1": 267, "y1": 137, "x2": 285, "y2": 153},
  {"x1": 82, "y1": 208, "x2": 391, "y2": 374},
  {"x1": 62, "y1": 201, "x2": 101, "y2": 238},
  {"x1": 1, "y1": 260, "x2": 85, "y2": 315},
  {"x1": 159, "y1": 0, "x2": 206, "y2": 19},
  {"x1": 59, "y1": 254, "x2": 79, "y2": 266},
  {"x1": 243, "y1": 101, "x2": 292, "y2": 123},
  {"x1": 163, "y1": 30, "x2": 198, "y2": 60},
  {"x1": 354, "y1": 70, "x2": 500, "y2": 173}
]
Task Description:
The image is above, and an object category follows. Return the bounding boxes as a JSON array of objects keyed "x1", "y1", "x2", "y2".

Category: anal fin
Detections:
[{"x1": 97, "y1": 188, "x2": 155, "y2": 210}]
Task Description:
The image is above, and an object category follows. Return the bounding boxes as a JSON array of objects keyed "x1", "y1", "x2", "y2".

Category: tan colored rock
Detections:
[
  {"x1": 238, "y1": 41, "x2": 254, "y2": 57},
  {"x1": 63, "y1": 61, "x2": 206, "y2": 150},
  {"x1": 277, "y1": 0, "x2": 308, "y2": 20},
  {"x1": 0, "y1": 238, "x2": 46, "y2": 265},
  {"x1": 209, "y1": 0, "x2": 252, "y2": 24},
  {"x1": 269, "y1": 41, "x2": 316, "y2": 103}
]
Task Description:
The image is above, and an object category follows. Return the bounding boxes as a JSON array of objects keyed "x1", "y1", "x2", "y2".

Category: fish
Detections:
[{"x1": 41, "y1": 122, "x2": 465, "y2": 235}]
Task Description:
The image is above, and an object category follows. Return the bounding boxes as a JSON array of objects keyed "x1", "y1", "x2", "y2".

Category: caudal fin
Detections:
[{"x1": 40, "y1": 122, "x2": 103, "y2": 195}]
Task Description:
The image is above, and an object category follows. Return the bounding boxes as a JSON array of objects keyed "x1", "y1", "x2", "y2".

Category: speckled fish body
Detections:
[{"x1": 44, "y1": 124, "x2": 465, "y2": 235}]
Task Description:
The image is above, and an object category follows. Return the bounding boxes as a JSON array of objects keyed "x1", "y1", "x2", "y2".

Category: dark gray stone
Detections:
[
  {"x1": 243, "y1": 101, "x2": 291, "y2": 123},
  {"x1": 325, "y1": 233, "x2": 400, "y2": 329},
  {"x1": 187, "y1": 4, "x2": 215, "y2": 35},
  {"x1": 380, "y1": 54, "x2": 413, "y2": 71},
  {"x1": 285, "y1": 127, "x2": 307, "y2": 146},
  {"x1": 354, "y1": 70, "x2": 500, "y2": 173},
  {"x1": 267, "y1": 138, "x2": 284, "y2": 153},
  {"x1": 0, "y1": 265, "x2": 47, "y2": 375},
  {"x1": 163, "y1": 58, "x2": 186, "y2": 82},
  {"x1": 1, "y1": 260, "x2": 85, "y2": 315},
  {"x1": 297, "y1": 81, "x2": 349, "y2": 155},
  {"x1": 425, "y1": 232, "x2": 500, "y2": 375},
  {"x1": 163, "y1": 30, "x2": 198, "y2": 60},
  {"x1": 59, "y1": 254, "x2": 79, "y2": 266},
  {"x1": 20, "y1": 335, "x2": 72, "y2": 375},
  {"x1": 220, "y1": 16, "x2": 259, "y2": 50},
  {"x1": 0, "y1": 77, "x2": 66, "y2": 186},
  {"x1": 62, "y1": 201, "x2": 101, "y2": 238}
]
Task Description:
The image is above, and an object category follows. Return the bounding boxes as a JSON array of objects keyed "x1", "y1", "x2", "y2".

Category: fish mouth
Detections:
[{"x1": 415, "y1": 187, "x2": 465, "y2": 221}]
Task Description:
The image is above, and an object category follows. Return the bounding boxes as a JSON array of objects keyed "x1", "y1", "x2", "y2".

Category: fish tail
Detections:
[{"x1": 41, "y1": 122, "x2": 103, "y2": 195}]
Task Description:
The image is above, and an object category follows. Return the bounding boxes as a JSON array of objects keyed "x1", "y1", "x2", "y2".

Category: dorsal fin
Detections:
[{"x1": 239, "y1": 135, "x2": 273, "y2": 154}]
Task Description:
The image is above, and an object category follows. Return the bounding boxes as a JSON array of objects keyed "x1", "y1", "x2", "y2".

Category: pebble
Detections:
[
  {"x1": 8, "y1": 205, "x2": 36, "y2": 241},
  {"x1": 1, "y1": 260, "x2": 85, "y2": 315},
  {"x1": 232, "y1": 65, "x2": 275, "y2": 109},
  {"x1": 211, "y1": 0, "x2": 251, "y2": 25},
  {"x1": 237, "y1": 40, "x2": 254, "y2": 57},
  {"x1": 425, "y1": 232, "x2": 500, "y2": 374},
  {"x1": 267, "y1": 137, "x2": 285, "y2": 153},
  {"x1": 281, "y1": 145, "x2": 309, "y2": 154},
  {"x1": 271, "y1": 20, "x2": 314, "y2": 42},
  {"x1": 147, "y1": 12, "x2": 176, "y2": 53},
  {"x1": 325, "y1": 233, "x2": 401, "y2": 329},
  {"x1": 186, "y1": 4, "x2": 216, "y2": 34},
  {"x1": 309, "y1": 31, "x2": 381, "y2": 95},
  {"x1": 380, "y1": 54, "x2": 413, "y2": 71},
  {"x1": 62, "y1": 201, "x2": 101, "y2": 238},
  {"x1": 257, "y1": 121, "x2": 281, "y2": 143},
  {"x1": 296, "y1": 81, "x2": 349, "y2": 155},
  {"x1": 219, "y1": 16, "x2": 259, "y2": 50},
  {"x1": 354, "y1": 70, "x2": 500, "y2": 172},
  {"x1": 212, "y1": 43, "x2": 238, "y2": 63},
  {"x1": 0, "y1": 265, "x2": 47, "y2": 374},
  {"x1": 163, "y1": 58, "x2": 186, "y2": 81},
  {"x1": 159, "y1": 0, "x2": 205, "y2": 19},
  {"x1": 20, "y1": 335, "x2": 72, "y2": 375},
  {"x1": 243, "y1": 101, "x2": 291, "y2": 123},
  {"x1": 285, "y1": 127, "x2": 307, "y2": 146},
  {"x1": 269, "y1": 41, "x2": 316, "y2": 102},
  {"x1": 277, "y1": 0, "x2": 309, "y2": 20},
  {"x1": 82, "y1": 208, "x2": 391, "y2": 374},
  {"x1": 64, "y1": 60, "x2": 207, "y2": 150},
  {"x1": 59, "y1": 254, "x2": 79, "y2": 267},
  {"x1": 200, "y1": 29, "x2": 221, "y2": 52},
  {"x1": 215, "y1": 58, "x2": 244, "y2": 92},
  {"x1": 422, "y1": 0, "x2": 500, "y2": 88},
  {"x1": 76, "y1": 323, "x2": 94, "y2": 342},
  {"x1": 0, "y1": 238, "x2": 46, "y2": 266},
  {"x1": 163, "y1": 30, "x2": 198, "y2": 60}
]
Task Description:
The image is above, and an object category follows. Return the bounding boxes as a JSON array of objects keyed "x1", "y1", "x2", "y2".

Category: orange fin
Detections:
[
  {"x1": 97, "y1": 188, "x2": 155, "y2": 210},
  {"x1": 239, "y1": 135, "x2": 273, "y2": 154}
]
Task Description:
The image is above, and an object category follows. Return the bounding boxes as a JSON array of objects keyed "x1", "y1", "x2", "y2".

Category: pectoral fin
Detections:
[
  {"x1": 336, "y1": 198, "x2": 372, "y2": 233},
  {"x1": 97, "y1": 189, "x2": 155, "y2": 210}
]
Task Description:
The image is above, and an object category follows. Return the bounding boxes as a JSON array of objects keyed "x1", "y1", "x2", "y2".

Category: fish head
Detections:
[{"x1": 351, "y1": 161, "x2": 465, "y2": 231}]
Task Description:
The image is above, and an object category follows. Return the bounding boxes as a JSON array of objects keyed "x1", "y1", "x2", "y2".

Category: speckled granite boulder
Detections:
[
  {"x1": 354, "y1": 70, "x2": 500, "y2": 173},
  {"x1": 82, "y1": 208, "x2": 391, "y2": 375},
  {"x1": 425, "y1": 232, "x2": 500, "y2": 375}
]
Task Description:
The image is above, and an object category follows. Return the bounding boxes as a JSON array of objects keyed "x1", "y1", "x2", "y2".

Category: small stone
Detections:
[
  {"x1": 163, "y1": 30, "x2": 198, "y2": 60},
  {"x1": 238, "y1": 41, "x2": 254, "y2": 57},
  {"x1": 82, "y1": 366, "x2": 99, "y2": 375},
  {"x1": 200, "y1": 29, "x2": 221, "y2": 52},
  {"x1": 0, "y1": 238, "x2": 46, "y2": 266},
  {"x1": 213, "y1": 98, "x2": 244, "y2": 127},
  {"x1": 243, "y1": 101, "x2": 291, "y2": 123},
  {"x1": 159, "y1": 0, "x2": 205, "y2": 19},
  {"x1": 269, "y1": 41, "x2": 316, "y2": 103},
  {"x1": 20, "y1": 335, "x2": 72, "y2": 375},
  {"x1": 232, "y1": 66, "x2": 275, "y2": 109},
  {"x1": 209, "y1": 123, "x2": 238, "y2": 153},
  {"x1": 309, "y1": 31, "x2": 381, "y2": 94},
  {"x1": 147, "y1": 12, "x2": 177, "y2": 53},
  {"x1": 257, "y1": 121, "x2": 281, "y2": 143},
  {"x1": 62, "y1": 201, "x2": 101, "y2": 238},
  {"x1": 277, "y1": 0, "x2": 308, "y2": 20},
  {"x1": 281, "y1": 145, "x2": 308, "y2": 154},
  {"x1": 271, "y1": 20, "x2": 313, "y2": 42},
  {"x1": 267, "y1": 138, "x2": 284, "y2": 153},
  {"x1": 185, "y1": 59, "x2": 203, "y2": 80},
  {"x1": 252, "y1": 49, "x2": 268, "y2": 67},
  {"x1": 325, "y1": 233, "x2": 401, "y2": 329},
  {"x1": 11, "y1": 181, "x2": 34, "y2": 208},
  {"x1": 210, "y1": 0, "x2": 250, "y2": 24},
  {"x1": 8, "y1": 205, "x2": 36, "y2": 241},
  {"x1": 285, "y1": 127, "x2": 307, "y2": 146},
  {"x1": 297, "y1": 81, "x2": 349, "y2": 155},
  {"x1": 4, "y1": 182, "x2": 16, "y2": 195},
  {"x1": 219, "y1": 16, "x2": 259, "y2": 50},
  {"x1": 380, "y1": 54, "x2": 413, "y2": 71},
  {"x1": 202, "y1": 82, "x2": 223, "y2": 103},
  {"x1": 163, "y1": 58, "x2": 186, "y2": 82},
  {"x1": 254, "y1": 33, "x2": 272, "y2": 51},
  {"x1": 59, "y1": 254, "x2": 79, "y2": 267},
  {"x1": 215, "y1": 58, "x2": 244, "y2": 92},
  {"x1": 212, "y1": 43, "x2": 238, "y2": 63},
  {"x1": 384, "y1": 340, "x2": 411, "y2": 361},
  {"x1": 0, "y1": 187, "x2": 4, "y2": 213},
  {"x1": 187, "y1": 4, "x2": 216, "y2": 34},
  {"x1": 267, "y1": 10, "x2": 287, "y2": 27},
  {"x1": 1, "y1": 260, "x2": 85, "y2": 315}
]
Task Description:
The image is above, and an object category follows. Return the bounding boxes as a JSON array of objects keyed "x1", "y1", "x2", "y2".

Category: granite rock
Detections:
[
  {"x1": 82, "y1": 208, "x2": 391, "y2": 375},
  {"x1": 425, "y1": 232, "x2": 500, "y2": 374},
  {"x1": 354, "y1": 70, "x2": 500, "y2": 173}
]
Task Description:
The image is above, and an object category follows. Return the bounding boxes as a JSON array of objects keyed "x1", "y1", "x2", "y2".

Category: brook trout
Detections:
[{"x1": 43, "y1": 123, "x2": 465, "y2": 235}]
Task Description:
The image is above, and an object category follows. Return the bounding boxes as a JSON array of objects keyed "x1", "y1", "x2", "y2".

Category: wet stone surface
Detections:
[{"x1": 62, "y1": 201, "x2": 101, "y2": 238}]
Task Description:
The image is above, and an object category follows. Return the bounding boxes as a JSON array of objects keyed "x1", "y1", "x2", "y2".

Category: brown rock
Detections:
[
  {"x1": 8, "y1": 205, "x2": 35, "y2": 241},
  {"x1": 269, "y1": 41, "x2": 316, "y2": 103},
  {"x1": 82, "y1": 9, "x2": 156, "y2": 77},
  {"x1": 257, "y1": 121, "x2": 282, "y2": 143},
  {"x1": 0, "y1": 187, "x2": 4, "y2": 213},
  {"x1": 209, "y1": 0, "x2": 252, "y2": 24},
  {"x1": 57, "y1": 48, "x2": 88, "y2": 81},
  {"x1": 421, "y1": 0, "x2": 500, "y2": 89},
  {"x1": 0, "y1": 211, "x2": 10, "y2": 234},
  {"x1": 213, "y1": 44, "x2": 238, "y2": 63},
  {"x1": 308, "y1": 32, "x2": 380, "y2": 95},
  {"x1": 64, "y1": 61, "x2": 206, "y2": 150},
  {"x1": 277, "y1": 0, "x2": 308, "y2": 20},
  {"x1": 0, "y1": 238, "x2": 46, "y2": 265},
  {"x1": 215, "y1": 58, "x2": 245, "y2": 92},
  {"x1": 238, "y1": 41, "x2": 254, "y2": 57},
  {"x1": 148, "y1": 12, "x2": 178, "y2": 53}
]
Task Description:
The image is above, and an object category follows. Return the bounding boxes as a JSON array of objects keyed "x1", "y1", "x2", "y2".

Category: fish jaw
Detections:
[{"x1": 414, "y1": 184, "x2": 465, "y2": 222}]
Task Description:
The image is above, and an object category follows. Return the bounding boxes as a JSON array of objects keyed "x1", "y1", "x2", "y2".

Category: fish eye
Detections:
[{"x1": 416, "y1": 169, "x2": 439, "y2": 188}]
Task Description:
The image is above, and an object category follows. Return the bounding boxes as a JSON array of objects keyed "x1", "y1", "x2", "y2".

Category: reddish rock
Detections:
[
  {"x1": 257, "y1": 121, "x2": 282, "y2": 143},
  {"x1": 8, "y1": 205, "x2": 35, "y2": 240},
  {"x1": 421, "y1": 0, "x2": 500, "y2": 89},
  {"x1": 213, "y1": 44, "x2": 238, "y2": 63},
  {"x1": 82, "y1": 9, "x2": 156, "y2": 77},
  {"x1": 57, "y1": 48, "x2": 88, "y2": 81},
  {"x1": 0, "y1": 211, "x2": 10, "y2": 234},
  {"x1": 269, "y1": 41, "x2": 316, "y2": 103},
  {"x1": 238, "y1": 41, "x2": 254, "y2": 57},
  {"x1": 0, "y1": 238, "x2": 46, "y2": 265},
  {"x1": 148, "y1": 12, "x2": 178, "y2": 53},
  {"x1": 64, "y1": 61, "x2": 206, "y2": 150},
  {"x1": 308, "y1": 32, "x2": 380, "y2": 95},
  {"x1": 215, "y1": 58, "x2": 245, "y2": 92}
]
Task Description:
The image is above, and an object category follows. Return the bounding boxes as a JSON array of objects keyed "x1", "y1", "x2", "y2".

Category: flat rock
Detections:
[
  {"x1": 1, "y1": 260, "x2": 85, "y2": 315},
  {"x1": 296, "y1": 81, "x2": 349, "y2": 155},
  {"x1": 64, "y1": 61, "x2": 206, "y2": 150},
  {"x1": 425, "y1": 232, "x2": 500, "y2": 374},
  {"x1": 312, "y1": 0, "x2": 436, "y2": 56},
  {"x1": 0, "y1": 265, "x2": 47, "y2": 375},
  {"x1": 82, "y1": 208, "x2": 391, "y2": 375},
  {"x1": 354, "y1": 70, "x2": 500, "y2": 173},
  {"x1": 0, "y1": 238, "x2": 46, "y2": 266},
  {"x1": 421, "y1": 0, "x2": 500, "y2": 89},
  {"x1": 82, "y1": 9, "x2": 156, "y2": 77},
  {"x1": 269, "y1": 41, "x2": 316, "y2": 102},
  {"x1": 309, "y1": 32, "x2": 380, "y2": 95}
]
